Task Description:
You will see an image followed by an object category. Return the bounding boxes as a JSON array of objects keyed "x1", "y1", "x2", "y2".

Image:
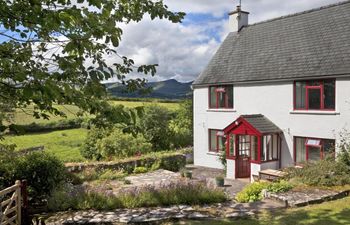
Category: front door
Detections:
[{"x1": 236, "y1": 135, "x2": 251, "y2": 178}]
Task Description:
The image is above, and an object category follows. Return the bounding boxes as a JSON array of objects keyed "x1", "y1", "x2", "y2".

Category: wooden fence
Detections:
[{"x1": 0, "y1": 181, "x2": 28, "y2": 225}]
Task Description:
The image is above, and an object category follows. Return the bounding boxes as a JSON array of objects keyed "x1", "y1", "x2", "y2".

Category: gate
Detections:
[{"x1": 0, "y1": 180, "x2": 28, "y2": 225}]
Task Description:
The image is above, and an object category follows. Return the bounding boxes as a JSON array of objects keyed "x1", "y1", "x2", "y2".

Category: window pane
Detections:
[
  {"x1": 218, "y1": 91, "x2": 226, "y2": 108},
  {"x1": 209, "y1": 87, "x2": 217, "y2": 108},
  {"x1": 266, "y1": 135, "x2": 273, "y2": 161},
  {"x1": 323, "y1": 139, "x2": 335, "y2": 158},
  {"x1": 306, "y1": 139, "x2": 321, "y2": 146},
  {"x1": 324, "y1": 80, "x2": 335, "y2": 109},
  {"x1": 308, "y1": 89, "x2": 321, "y2": 109},
  {"x1": 218, "y1": 136, "x2": 226, "y2": 151},
  {"x1": 251, "y1": 136, "x2": 258, "y2": 161},
  {"x1": 262, "y1": 136, "x2": 267, "y2": 161},
  {"x1": 296, "y1": 137, "x2": 306, "y2": 163},
  {"x1": 210, "y1": 130, "x2": 217, "y2": 152},
  {"x1": 308, "y1": 146, "x2": 321, "y2": 162},
  {"x1": 227, "y1": 86, "x2": 234, "y2": 108},
  {"x1": 295, "y1": 82, "x2": 306, "y2": 109},
  {"x1": 229, "y1": 134, "x2": 235, "y2": 157}
]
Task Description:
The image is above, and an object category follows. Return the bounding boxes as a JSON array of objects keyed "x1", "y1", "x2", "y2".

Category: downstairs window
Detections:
[
  {"x1": 209, "y1": 129, "x2": 226, "y2": 153},
  {"x1": 295, "y1": 137, "x2": 335, "y2": 163}
]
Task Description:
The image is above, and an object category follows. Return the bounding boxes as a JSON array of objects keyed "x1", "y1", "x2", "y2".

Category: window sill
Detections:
[
  {"x1": 207, "y1": 109, "x2": 237, "y2": 113},
  {"x1": 207, "y1": 152, "x2": 221, "y2": 156},
  {"x1": 290, "y1": 110, "x2": 340, "y2": 115}
]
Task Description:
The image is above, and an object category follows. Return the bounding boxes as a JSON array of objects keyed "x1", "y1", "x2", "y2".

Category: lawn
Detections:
[
  {"x1": 2, "y1": 129, "x2": 88, "y2": 163},
  {"x1": 172, "y1": 196, "x2": 350, "y2": 225},
  {"x1": 109, "y1": 100, "x2": 180, "y2": 111}
]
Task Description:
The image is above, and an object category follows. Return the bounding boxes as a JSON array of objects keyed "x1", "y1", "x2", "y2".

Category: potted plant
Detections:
[{"x1": 215, "y1": 176, "x2": 225, "y2": 187}]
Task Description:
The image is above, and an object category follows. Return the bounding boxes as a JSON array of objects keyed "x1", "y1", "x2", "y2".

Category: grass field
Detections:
[
  {"x1": 3, "y1": 129, "x2": 88, "y2": 162},
  {"x1": 172, "y1": 197, "x2": 350, "y2": 225},
  {"x1": 10, "y1": 100, "x2": 180, "y2": 125}
]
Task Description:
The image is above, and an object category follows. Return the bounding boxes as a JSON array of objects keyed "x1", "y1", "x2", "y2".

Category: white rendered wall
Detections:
[
  {"x1": 193, "y1": 77, "x2": 350, "y2": 171},
  {"x1": 226, "y1": 159, "x2": 236, "y2": 179},
  {"x1": 250, "y1": 163, "x2": 261, "y2": 180}
]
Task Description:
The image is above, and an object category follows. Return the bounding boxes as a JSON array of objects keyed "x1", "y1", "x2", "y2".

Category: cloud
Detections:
[{"x1": 106, "y1": 0, "x2": 341, "y2": 83}]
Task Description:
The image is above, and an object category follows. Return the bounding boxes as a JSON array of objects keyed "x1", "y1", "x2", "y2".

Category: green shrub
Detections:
[
  {"x1": 0, "y1": 147, "x2": 66, "y2": 200},
  {"x1": 48, "y1": 182, "x2": 227, "y2": 211},
  {"x1": 158, "y1": 155, "x2": 186, "y2": 172},
  {"x1": 133, "y1": 167, "x2": 149, "y2": 174},
  {"x1": 285, "y1": 159, "x2": 350, "y2": 187},
  {"x1": 99, "y1": 169, "x2": 127, "y2": 180},
  {"x1": 139, "y1": 105, "x2": 173, "y2": 150},
  {"x1": 267, "y1": 180, "x2": 294, "y2": 193},
  {"x1": 97, "y1": 129, "x2": 152, "y2": 159},
  {"x1": 80, "y1": 127, "x2": 109, "y2": 160},
  {"x1": 236, "y1": 182, "x2": 269, "y2": 203}
]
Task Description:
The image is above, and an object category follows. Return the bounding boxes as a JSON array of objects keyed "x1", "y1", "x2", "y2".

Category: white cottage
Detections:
[{"x1": 192, "y1": 1, "x2": 350, "y2": 180}]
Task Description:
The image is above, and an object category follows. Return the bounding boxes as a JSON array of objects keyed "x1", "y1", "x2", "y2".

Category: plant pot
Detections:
[{"x1": 215, "y1": 177, "x2": 225, "y2": 187}]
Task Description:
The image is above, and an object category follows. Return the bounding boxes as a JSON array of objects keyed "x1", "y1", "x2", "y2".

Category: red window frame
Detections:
[
  {"x1": 208, "y1": 85, "x2": 233, "y2": 109},
  {"x1": 293, "y1": 79, "x2": 336, "y2": 111},
  {"x1": 209, "y1": 129, "x2": 226, "y2": 153},
  {"x1": 293, "y1": 136, "x2": 336, "y2": 164}
]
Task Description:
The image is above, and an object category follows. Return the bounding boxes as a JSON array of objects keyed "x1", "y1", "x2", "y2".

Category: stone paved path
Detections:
[
  {"x1": 125, "y1": 169, "x2": 181, "y2": 187},
  {"x1": 45, "y1": 199, "x2": 284, "y2": 225}
]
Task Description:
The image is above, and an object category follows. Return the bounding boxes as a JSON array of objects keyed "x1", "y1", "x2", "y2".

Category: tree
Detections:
[
  {"x1": 0, "y1": 0, "x2": 185, "y2": 130},
  {"x1": 139, "y1": 104, "x2": 172, "y2": 150}
]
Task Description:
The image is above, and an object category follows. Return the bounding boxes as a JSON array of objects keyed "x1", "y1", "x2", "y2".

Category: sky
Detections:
[{"x1": 112, "y1": 0, "x2": 342, "y2": 83}]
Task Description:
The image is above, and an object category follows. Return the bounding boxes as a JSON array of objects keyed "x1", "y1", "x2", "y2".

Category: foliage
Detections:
[
  {"x1": 97, "y1": 128, "x2": 152, "y2": 160},
  {"x1": 266, "y1": 180, "x2": 294, "y2": 193},
  {"x1": 0, "y1": 148, "x2": 66, "y2": 199},
  {"x1": 80, "y1": 127, "x2": 110, "y2": 160},
  {"x1": 3, "y1": 128, "x2": 87, "y2": 162},
  {"x1": 0, "y1": 0, "x2": 185, "y2": 131},
  {"x1": 133, "y1": 167, "x2": 149, "y2": 174},
  {"x1": 48, "y1": 182, "x2": 227, "y2": 211},
  {"x1": 8, "y1": 118, "x2": 88, "y2": 134},
  {"x1": 337, "y1": 130, "x2": 350, "y2": 167},
  {"x1": 169, "y1": 100, "x2": 193, "y2": 148},
  {"x1": 285, "y1": 158, "x2": 350, "y2": 187},
  {"x1": 236, "y1": 182, "x2": 270, "y2": 203},
  {"x1": 139, "y1": 105, "x2": 173, "y2": 150}
]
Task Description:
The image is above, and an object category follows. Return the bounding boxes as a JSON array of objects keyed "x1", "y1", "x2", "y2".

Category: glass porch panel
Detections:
[
  {"x1": 229, "y1": 134, "x2": 236, "y2": 157},
  {"x1": 251, "y1": 136, "x2": 258, "y2": 161},
  {"x1": 308, "y1": 88, "x2": 321, "y2": 109},
  {"x1": 238, "y1": 135, "x2": 250, "y2": 157},
  {"x1": 308, "y1": 146, "x2": 321, "y2": 162}
]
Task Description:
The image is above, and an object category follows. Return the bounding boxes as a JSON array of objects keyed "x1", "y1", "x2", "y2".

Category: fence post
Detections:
[
  {"x1": 15, "y1": 180, "x2": 22, "y2": 225},
  {"x1": 21, "y1": 180, "x2": 29, "y2": 225}
]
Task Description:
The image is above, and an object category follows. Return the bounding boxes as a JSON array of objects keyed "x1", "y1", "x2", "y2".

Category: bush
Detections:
[
  {"x1": 48, "y1": 181, "x2": 227, "y2": 211},
  {"x1": 97, "y1": 129, "x2": 152, "y2": 159},
  {"x1": 236, "y1": 182, "x2": 269, "y2": 203},
  {"x1": 133, "y1": 167, "x2": 149, "y2": 174},
  {"x1": 267, "y1": 180, "x2": 294, "y2": 193},
  {"x1": 285, "y1": 159, "x2": 350, "y2": 187},
  {"x1": 139, "y1": 105, "x2": 173, "y2": 150},
  {"x1": 80, "y1": 127, "x2": 109, "y2": 160},
  {"x1": 0, "y1": 147, "x2": 66, "y2": 200}
]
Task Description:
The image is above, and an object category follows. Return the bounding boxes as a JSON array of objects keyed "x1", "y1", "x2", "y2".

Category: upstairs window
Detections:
[
  {"x1": 209, "y1": 129, "x2": 226, "y2": 153},
  {"x1": 294, "y1": 79, "x2": 335, "y2": 110},
  {"x1": 209, "y1": 85, "x2": 233, "y2": 109}
]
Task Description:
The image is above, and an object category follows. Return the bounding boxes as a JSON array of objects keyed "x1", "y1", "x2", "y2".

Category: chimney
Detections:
[{"x1": 228, "y1": 5, "x2": 249, "y2": 32}]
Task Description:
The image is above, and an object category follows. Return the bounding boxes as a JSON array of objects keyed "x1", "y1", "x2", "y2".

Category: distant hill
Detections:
[{"x1": 105, "y1": 79, "x2": 193, "y2": 99}]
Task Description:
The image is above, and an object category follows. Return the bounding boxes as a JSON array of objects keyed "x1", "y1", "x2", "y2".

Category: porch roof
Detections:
[{"x1": 224, "y1": 114, "x2": 282, "y2": 135}]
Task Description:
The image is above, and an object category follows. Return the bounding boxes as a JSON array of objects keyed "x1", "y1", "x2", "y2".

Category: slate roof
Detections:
[
  {"x1": 242, "y1": 114, "x2": 282, "y2": 134},
  {"x1": 193, "y1": 1, "x2": 350, "y2": 86}
]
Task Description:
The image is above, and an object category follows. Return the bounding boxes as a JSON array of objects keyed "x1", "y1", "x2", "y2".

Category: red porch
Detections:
[{"x1": 223, "y1": 114, "x2": 282, "y2": 179}]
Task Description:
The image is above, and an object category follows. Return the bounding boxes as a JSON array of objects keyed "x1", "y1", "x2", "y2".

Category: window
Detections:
[
  {"x1": 209, "y1": 129, "x2": 226, "y2": 152},
  {"x1": 262, "y1": 134, "x2": 279, "y2": 162},
  {"x1": 294, "y1": 137, "x2": 335, "y2": 163},
  {"x1": 294, "y1": 79, "x2": 335, "y2": 110},
  {"x1": 209, "y1": 85, "x2": 233, "y2": 109}
]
